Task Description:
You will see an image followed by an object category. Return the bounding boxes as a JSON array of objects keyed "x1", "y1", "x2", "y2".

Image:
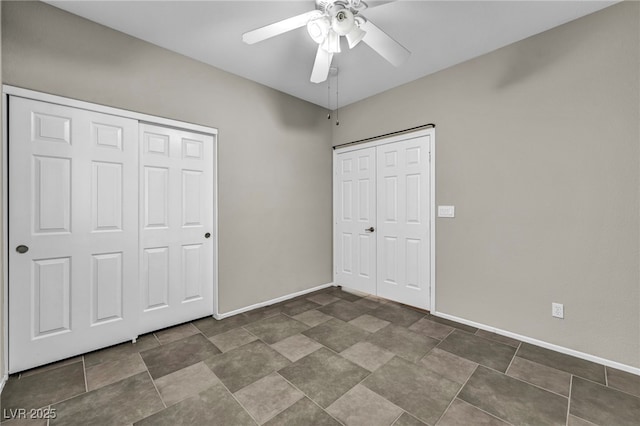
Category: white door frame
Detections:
[
  {"x1": 333, "y1": 127, "x2": 436, "y2": 312},
  {"x1": 2, "y1": 85, "x2": 219, "y2": 376}
]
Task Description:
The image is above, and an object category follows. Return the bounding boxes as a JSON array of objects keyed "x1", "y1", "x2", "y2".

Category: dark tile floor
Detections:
[{"x1": 2, "y1": 287, "x2": 639, "y2": 426}]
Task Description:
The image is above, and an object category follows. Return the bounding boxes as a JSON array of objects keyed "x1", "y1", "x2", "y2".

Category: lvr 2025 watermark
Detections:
[{"x1": 3, "y1": 407, "x2": 57, "y2": 420}]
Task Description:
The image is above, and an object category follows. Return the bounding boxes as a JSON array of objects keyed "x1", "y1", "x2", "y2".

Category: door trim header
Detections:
[
  {"x1": 3, "y1": 85, "x2": 218, "y2": 136},
  {"x1": 333, "y1": 124, "x2": 435, "y2": 151},
  {"x1": 334, "y1": 128, "x2": 434, "y2": 154}
]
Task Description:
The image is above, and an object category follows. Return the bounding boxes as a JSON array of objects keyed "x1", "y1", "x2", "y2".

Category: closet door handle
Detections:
[
  {"x1": 365, "y1": 227, "x2": 375, "y2": 233},
  {"x1": 16, "y1": 245, "x2": 29, "y2": 254},
  {"x1": 204, "y1": 233, "x2": 211, "y2": 239}
]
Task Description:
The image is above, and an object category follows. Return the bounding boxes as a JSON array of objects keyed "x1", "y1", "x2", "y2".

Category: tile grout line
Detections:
[
  {"x1": 442, "y1": 327, "x2": 455, "y2": 341},
  {"x1": 599, "y1": 380, "x2": 640, "y2": 399},
  {"x1": 564, "y1": 373, "x2": 640, "y2": 417},
  {"x1": 82, "y1": 355, "x2": 88, "y2": 393},
  {"x1": 216, "y1": 374, "x2": 260, "y2": 426},
  {"x1": 31, "y1": 383, "x2": 93, "y2": 413},
  {"x1": 192, "y1": 320, "x2": 206, "y2": 339},
  {"x1": 144, "y1": 354, "x2": 167, "y2": 410},
  {"x1": 432, "y1": 364, "x2": 479, "y2": 426},
  {"x1": 243, "y1": 372, "x2": 309, "y2": 425},
  {"x1": 428, "y1": 347, "x2": 513, "y2": 378},
  {"x1": 571, "y1": 374, "x2": 612, "y2": 388},
  {"x1": 213, "y1": 332, "x2": 279, "y2": 425},
  {"x1": 570, "y1": 414, "x2": 599, "y2": 426},
  {"x1": 275, "y1": 371, "x2": 347, "y2": 426},
  {"x1": 9, "y1": 357, "x2": 98, "y2": 413},
  {"x1": 316, "y1": 355, "x2": 408, "y2": 424},
  {"x1": 388, "y1": 410, "x2": 405, "y2": 426},
  {"x1": 450, "y1": 397, "x2": 516, "y2": 426},
  {"x1": 151, "y1": 332, "x2": 161, "y2": 346},
  {"x1": 474, "y1": 329, "x2": 521, "y2": 349},
  {"x1": 505, "y1": 342, "x2": 522, "y2": 374},
  {"x1": 503, "y1": 372, "x2": 571, "y2": 400},
  {"x1": 473, "y1": 349, "x2": 574, "y2": 400},
  {"x1": 438, "y1": 364, "x2": 517, "y2": 426},
  {"x1": 502, "y1": 349, "x2": 609, "y2": 400},
  {"x1": 436, "y1": 365, "x2": 516, "y2": 426},
  {"x1": 566, "y1": 375, "x2": 574, "y2": 426}
]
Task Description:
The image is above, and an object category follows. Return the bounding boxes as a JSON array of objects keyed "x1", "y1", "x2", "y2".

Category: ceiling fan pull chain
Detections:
[
  {"x1": 327, "y1": 76, "x2": 331, "y2": 120},
  {"x1": 327, "y1": 57, "x2": 332, "y2": 120},
  {"x1": 336, "y1": 65, "x2": 340, "y2": 126}
]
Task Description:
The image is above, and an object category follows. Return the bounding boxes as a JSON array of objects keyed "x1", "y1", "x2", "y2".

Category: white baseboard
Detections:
[
  {"x1": 433, "y1": 311, "x2": 640, "y2": 376},
  {"x1": 214, "y1": 282, "x2": 335, "y2": 320}
]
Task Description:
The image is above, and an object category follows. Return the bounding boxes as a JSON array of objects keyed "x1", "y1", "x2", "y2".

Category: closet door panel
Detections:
[
  {"x1": 139, "y1": 123, "x2": 214, "y2": 333},
  {"x1": 9, "y1": 97, "x2": 139, "y2": 372},
  {"x1": 334, "y1": 148, "x2": 377, "y2": 295},
  {"x1": 376, "y1": 136, "x2": 430, "y2": 309}
]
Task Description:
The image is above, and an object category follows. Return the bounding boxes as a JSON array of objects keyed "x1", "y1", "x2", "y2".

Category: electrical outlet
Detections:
[{"x1": 552, "y1": 303, "x2": 564, "y2": 319}]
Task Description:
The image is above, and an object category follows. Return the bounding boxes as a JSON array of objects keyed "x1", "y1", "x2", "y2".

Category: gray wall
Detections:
[
  {"x1": 2, "y1": 1, "x2": 334, "y2": 316},
  {"x1": 333, "y1": 2, "x2": 639, "y2": 368}
]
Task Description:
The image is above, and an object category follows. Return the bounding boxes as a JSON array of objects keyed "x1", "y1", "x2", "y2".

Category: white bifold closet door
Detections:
[
  {"x1": 375, "y1": 138, "x2": 430, "y2": 308},
  {"x1": 335, "y1": 135, "x2": 431, "y2": 310},
  {"x1": 139, "y1": 124, "x2": 214, "y2": 334},
  {"x1": 8, "y1": 98, "x2": 215, "y2": 373},
  {"x1": 9, "y1": 97, "x2": 139, "y2": 372},
  {"x1": 334, "y1": 147, "x2": 377, "y2": 295}
]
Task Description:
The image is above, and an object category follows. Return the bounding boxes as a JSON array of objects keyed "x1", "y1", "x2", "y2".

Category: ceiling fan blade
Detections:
[
  {"x1": 360, "y1": 19, "x2": 410, "y2": 67},
  {"x1": 310, "y1": 46, "x2": 333, "y2": 83},
  {"x1": 242, "y1": 10, "x2": 322, "y2": 44},
  {"x1": 360, "y1": 1, "x2": 396, "y2": 11}
]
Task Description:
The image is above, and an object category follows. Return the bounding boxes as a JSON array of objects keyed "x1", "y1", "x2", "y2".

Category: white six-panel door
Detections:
[
  {"x1": 139, "y1": 124, "x2": 214, "y2": 333},
  {"x1": 334, "y1": 147, "x2": 377, "y2": 295},
  {"x1": 376, "y1": 137, "x2": 431, "y2": 309},
  {"x1": 334, "y1": 134, "x2": 431, "y2": 310},
  {"x1": 8, "y1": 96, "x2": 216, "y2": 372},
  {"x1": 9, "y1": 97, "x2": 139, "y2": 372}
]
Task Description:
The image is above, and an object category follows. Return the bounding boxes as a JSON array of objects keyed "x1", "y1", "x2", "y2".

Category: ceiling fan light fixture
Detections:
[
  {"x1": 346, "y1": 25, "x2": 366, "y2": 48},
  {"x1": 321, "y1": 29, "x2": 341, "y2": 53},
  {"x1": 307, "y1": 17, "x2": 330, "y2": 44},
  {"x1": 332, "y1": 8, "x2": 355, "y2": 36}
]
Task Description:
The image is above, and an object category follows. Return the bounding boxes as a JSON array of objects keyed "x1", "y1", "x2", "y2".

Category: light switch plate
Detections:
[{"x1": 438, "y1": 205, "x2": 455, "y2": 218}]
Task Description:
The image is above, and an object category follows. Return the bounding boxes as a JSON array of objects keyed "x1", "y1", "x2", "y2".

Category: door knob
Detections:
[
  {"x1": 365, "y1": 227, "x2": 375, "y2": 233},
  {"x1": 204, "y1": 233, "x2": 211, "y2": 239},
  {"x1": 16, "y1": 245, "x2": 29, "y2": 254}
]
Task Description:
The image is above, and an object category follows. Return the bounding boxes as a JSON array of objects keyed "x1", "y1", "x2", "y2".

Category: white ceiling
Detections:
[{"x1": 46, "y1": 1, "x2": 617, "y2": 109}]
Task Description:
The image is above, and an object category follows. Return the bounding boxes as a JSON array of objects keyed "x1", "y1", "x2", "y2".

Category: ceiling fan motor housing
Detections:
[
  {"x1": 317, "y1": 0, "x2": 365, "y2": 14},
  {"x1": 333, "y1": 9, "x2": 355, "y2": 35}
]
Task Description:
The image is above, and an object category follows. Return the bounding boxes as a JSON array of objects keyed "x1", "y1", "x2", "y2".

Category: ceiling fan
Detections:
[{"x1": 242, "y1": 0, "x2": 410, "y2": 83}]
